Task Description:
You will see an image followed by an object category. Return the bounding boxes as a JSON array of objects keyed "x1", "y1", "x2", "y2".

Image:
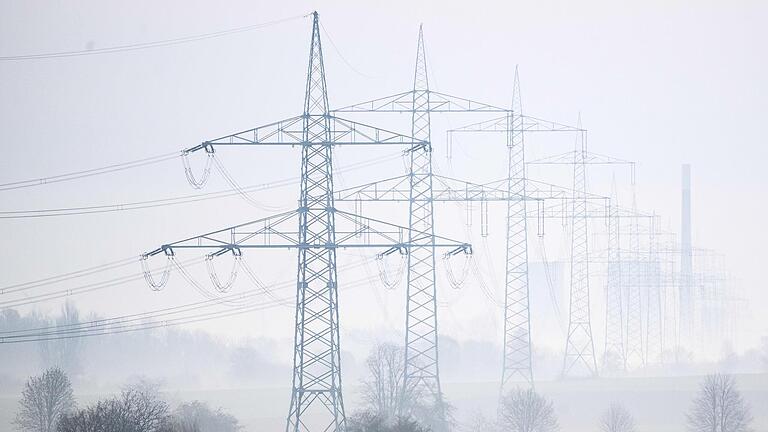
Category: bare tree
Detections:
[
  {"x1": 687, "y1": 374, "x2": 752, "y2": 432},
  {"x1": 38, "y1": 301, "x2": 82, "y2": 375},
  {"x1": 361, "y1": 343, "x2": 421, "y2": 422},
  {"x1": 347, "y1": 410, "x2": 429, "y2": 432},
  {"x1": 465, "y1": 412, "x2": 501, "y2": 432},
  {"x1": 169, "y1": 401, "x2": 241, "y2": 432},
  {"x1": 600, "y1": 403, "x2": 636, "y2": 432},
  {"x1": 57, "y1": 379, "x2": 170, "y2": 432},
  {"x1": 14, "y1": 367, "x2": 75, "y2": 432},
  {"x1": 499, "y1": 388, "x2": 559, "y2": 432}
]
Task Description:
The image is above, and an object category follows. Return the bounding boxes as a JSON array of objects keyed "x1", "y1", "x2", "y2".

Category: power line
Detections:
[
  {"x1": 0, "y1": 257, "x2": 137, "y2": 293},
  {"x1": 0, "y1": 151, "x2": 403, "y2": 217},
  {"x1": 0, "y1": 272, "x2": 377, "y2": 344},
  {"x1": 318, "y1": 22, "x2": 376, "y2": 79},
  {"x1": 0, "y1": 152, "x2": 179, "y2": 192},
  {"x1": 0, "y1": 15, "x2": 307, "y2": 61}
]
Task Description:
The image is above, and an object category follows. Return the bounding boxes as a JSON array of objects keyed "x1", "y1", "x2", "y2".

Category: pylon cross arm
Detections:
[
  {"x1": 332, "y1": 89, "x2": 508, "y2": 113},
  {"x1": 183, "y1": 115, "x2": 429, "y2": 154},
  {"x1": 334, "y1": 174, "x2": 536, "y2": 202},
  {"x1": 144, "y1": 208, "x2": 471, "y2": 258},
  {"x1": 447, "y1": 114, "x2": 584, "y2": 135}
]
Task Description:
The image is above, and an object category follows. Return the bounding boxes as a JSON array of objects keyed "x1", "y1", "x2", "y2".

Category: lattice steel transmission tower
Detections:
[
  {"x1": 143, "y1": 14, "x2": 470, "y2": 432},
  {"x1": 528, "y1": 138, "x2": 635, "y2": 378},
  {"x1": 500, "y1": 68, "x2": 534, "y2": 390},
  {"x1": 562, "y1": 125, "x2": 598, "y2": 377},
  {"x1": 625, "y1": 189, "x2": 644, "y2": 369},
  {"x1": 645, "y1": 214, "x2": 663, "y2": 364},
  {"x1": 404, "y1": 26, "x2": 444, "y2": 418},
  {"x1": 603, "y1": 176, "x2": 625, "y2": 372},
  {"x1": 447, "y1": 75, "x2": 593, "y2": 391},
  {"x1": 334, "y1": 28, "x2": 512, "y2": 423},
  {"x1": 337, "y1": 31, "x2": 588, "y2": 406}
]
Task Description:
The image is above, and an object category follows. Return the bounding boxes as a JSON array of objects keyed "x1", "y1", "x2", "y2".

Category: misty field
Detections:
[{"x1": 2, "y1": 374, "x2": 766, "y2": 431}]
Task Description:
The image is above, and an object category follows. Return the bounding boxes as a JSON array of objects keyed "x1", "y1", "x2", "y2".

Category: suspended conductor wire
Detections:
[
  {"x1": 205, "y1": 253, "x2": 240, "y2": 293},
  {"x1": 0, "y1": 257, "x2": 137, "y2": 294},
  {"x1": 0, "y1": 280, "x2": 292, "y2": 337},
  {"x1": 375, "y1": 253, "x2": 406, "y2": 290},
  {"x1": 171, "y1": 258, "x2": 248, "y2": 306},
  {"x1": 0, "y1": 150, "x2": 403, "y2": 219},
  {"x1": 0, "y1": 272, "x2": 379, "y2": 344},
  {"x1": 211, "y1": 156, "x2": 288, "y2": 211},
  {"x1": 0, "y1": 265, "x2": 307, "y2": 337},
  {"x1": 0, "y1": 152, "x2": 179, "y2": 192},
  {"x1": 238, "y1": 258, "x2": 291, "y2": 308},
  {"x1": 182, "y1": 151, "x2": 214, "y2": 189},
  {"x1": 0, "y1": 257, "x2": 205, "y2": 309},
  {"x1": 539, "y1": 236, "x2": 567, "y2": 336},
  {"x1": 140, "y1": 254, "x2": 173, "y2": 291},
  {"x1": 0, "y1": 15, "x2": 307, "y2": 61},
  {"x1": 318, "y1": 22, "x2": 376, "y2": 79},
  {"x1": 443, "y1": 253, "x2": 472, "y2": 290},
  {"x1": 0, "y1": 300, "x2": 284, "y2": 344}
]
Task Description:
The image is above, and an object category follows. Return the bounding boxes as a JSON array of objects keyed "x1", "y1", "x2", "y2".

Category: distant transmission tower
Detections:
[
  {"x1": 625, "y1": 188, "x2": 644, "y2": 368},
  {"x1": 528, "y1": 135, "x2": 635, "y2": 377},
  {"x1": 603, "y1": 176, "x2": 625, "y2": 372},
  {"x1": 645, "y1": 214, "x2": 663, "y2": 364},
  {"x1": 562, "y1": 125, "x2": 598, "y2": 376},
  {"x1": 500, "y1": 69, "x2": 534, "y2": 391},
  {"x1": 679, "y1": 164, "x2": 694, "y2": 353}
]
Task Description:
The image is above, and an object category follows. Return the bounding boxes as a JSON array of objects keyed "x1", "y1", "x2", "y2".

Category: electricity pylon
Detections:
[
  {"x1": 448, "y1": 79, "x2": 596, "y2": 391},
  {"x1": 500, "y1": 69, "x2": 533, "y2": 391},
  {"x1": 528, "y1": 130, "x2": 635, "y2": 378},
  {"x1": 564, "y1": 126, "x2": 597, "y2": 376},
  {"x1": 404, "y1": 26, "x2": 443, "y2": 420},
  {"x1": 337, "y1": 32, "x2": 589, "y2": 406},
  {"x1": 334, "y1": 27, "x2": 510, "y2": 424},
  {"x1": 603, "y1": 176, "x2": 625, "y2": 372},
  {"x1": 591, "y1": 208, "x2": 670, "y2": 370},
  {"x1": 645, "y1": 213, "x2": 663, "y2": 365},
  {"x1": 142, "y1": 13, "x2": 469, "y2": 432},
  {"x1": 625, "y1": 188, "x2": 644, "y2": 369}
]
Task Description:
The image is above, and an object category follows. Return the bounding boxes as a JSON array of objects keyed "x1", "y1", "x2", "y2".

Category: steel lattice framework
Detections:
[
  {"x1": 645, "y1": 215, "x2": 664, "y2": 365},
  {"x1": 405, "y1": 26, "x2": 444, "y2": 421},
  {"x1": 500, "y1": 70, "x2": 533, "y2": 390},
  {"x1": 333, "y1": 28, "x2": 513, "y2": 425},
  {"x1": 625, "y1": 190, "x2": 645, "y2": 369},
  {"x1": 335, "y1": 31, "x2": 595, "y2": 409},
  {"x1": 145, "y1": 14, "x2": 470, "y2": 432},
  {"x1": 603, "y1": 178, "x2": 626, "y2": 372},
  {"x1": 563, "y1": 130, "x2": 598, "y2": 376},
  {"x1": 529, "y1": 145, "x2": 635, "y2": 377}
]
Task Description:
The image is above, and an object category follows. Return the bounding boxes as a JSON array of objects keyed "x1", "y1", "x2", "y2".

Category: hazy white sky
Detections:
[{"x1": 1, "y1": 0, "x2": 766, "y2": 356}]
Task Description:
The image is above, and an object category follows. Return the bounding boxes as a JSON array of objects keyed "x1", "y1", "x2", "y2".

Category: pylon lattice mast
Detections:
[
  {"x1": 403, "y1": 26, "x2": 444, "y2": 418},
  {"x1": 528, "y1": 134, "x2": 635, "y2": 377},
  {"x1": 603, "y1": 177, "x2": 625, "y2": 372},
  {"x1": 625, "y1": 189, "x2": 645, "y2": 369},
  {"x1": 563, "y1": 128, "x2": 598, "y2": 376},
  {"x1": 500, "y1": 69, "x2": 533, "y2": 390},
  {"x1": 645, "y1": 214, "x2": 663, "y2": 364},
  {"x1": 145, "y1": 13, "x2": 470, "y2": 432}
]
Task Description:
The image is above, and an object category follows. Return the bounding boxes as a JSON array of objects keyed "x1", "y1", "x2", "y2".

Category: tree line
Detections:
[
  {"x1": 14, "y1": 368, "x2": 241, "y2": 432},
  {"x1": 349, "y1": 343, "x2": 755, "y2": 432}
]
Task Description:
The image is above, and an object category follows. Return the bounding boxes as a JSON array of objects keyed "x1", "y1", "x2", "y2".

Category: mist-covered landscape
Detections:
[{"x1": 1, "y1": 1, "x2": 767, "y2": 431}]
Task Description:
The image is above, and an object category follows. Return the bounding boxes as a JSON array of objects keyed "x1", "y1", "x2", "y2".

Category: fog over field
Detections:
[{"x1": 1, "y1": 1, "x2": 766, "y2": 431}]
